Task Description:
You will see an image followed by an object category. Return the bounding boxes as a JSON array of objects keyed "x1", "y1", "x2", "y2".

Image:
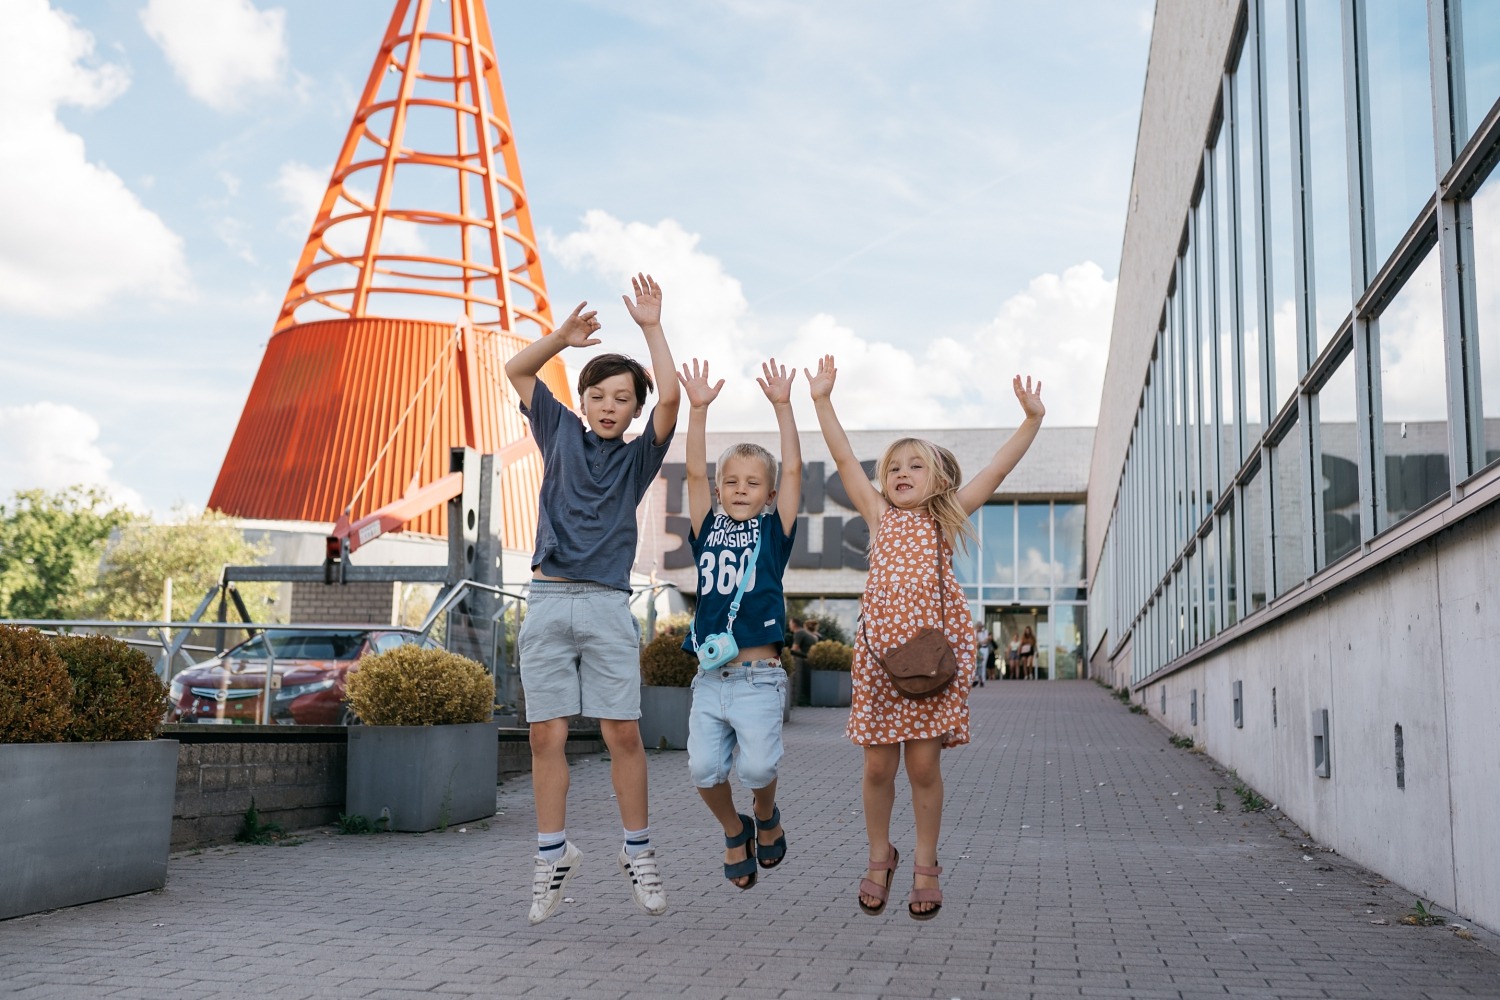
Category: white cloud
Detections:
[
  {"x1": 0, "y1": 402, "x2": 146, "y2": 511},
  {"x1": 274, "y1": 160, "x2": 429, "y2": 258},
  {"x1": 0, "y1": 0, "x2": 190, "y2": 316},
  {"x1": 140, "y1": 0, "x2": 288, "y2": 111},
  {"x1": 547, "y1": 211, "x2": 1116, "y2": 432}
]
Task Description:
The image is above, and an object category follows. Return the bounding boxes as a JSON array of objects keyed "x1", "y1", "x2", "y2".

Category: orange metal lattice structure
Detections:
[{"x1": 208, "y1": 0, "x2": 568, "y2": 544}]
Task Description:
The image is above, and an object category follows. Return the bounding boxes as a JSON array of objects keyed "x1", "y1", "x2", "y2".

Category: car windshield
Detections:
[{"x1": 232, "y1": 632, "x2": 369, "y2": 661}]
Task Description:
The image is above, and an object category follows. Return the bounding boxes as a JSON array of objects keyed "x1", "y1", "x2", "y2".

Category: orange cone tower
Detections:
[{"x1": 209, "y1": 0, "x2": 567, "y2": 544}]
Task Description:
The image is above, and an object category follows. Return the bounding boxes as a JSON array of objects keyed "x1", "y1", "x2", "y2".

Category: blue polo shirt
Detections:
[
  {"x1": 682, "y1": 511, "x2": 796, "y2": 655},
  {"x1": 521, "y1": 379, "x2": 673, "y2": 592}
]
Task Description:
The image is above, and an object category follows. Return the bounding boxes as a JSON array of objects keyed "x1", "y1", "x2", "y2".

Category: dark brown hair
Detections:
[{"x1": 577, "y1": 353, "x2": 653, "y2": 404}]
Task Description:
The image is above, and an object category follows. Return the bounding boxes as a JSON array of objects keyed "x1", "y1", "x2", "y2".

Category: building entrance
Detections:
[{"x1": 986, "y1": 607, "x2": 1046, "y2": 680}]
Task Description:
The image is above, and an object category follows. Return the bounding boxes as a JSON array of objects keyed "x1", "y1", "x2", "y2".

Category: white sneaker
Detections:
[
  {"x1": 529, "y1": 841, "x2": 582, "y2": 925},
  {"x1": 617, "y1": 846, "x2": 667, "y2": 916}
]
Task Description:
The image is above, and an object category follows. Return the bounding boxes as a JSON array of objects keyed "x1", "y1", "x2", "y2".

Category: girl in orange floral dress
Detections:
[{"x1": 806, "y1": 354, "x2": 1045, "y2": 920}]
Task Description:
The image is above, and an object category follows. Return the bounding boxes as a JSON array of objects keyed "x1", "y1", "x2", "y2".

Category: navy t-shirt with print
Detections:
[
  {"x1": 682, "y1": 511, "x2": 796, "y2": 655},
  {"x1": 520, "y1": 379, "x2": 673, "y2": 592}
]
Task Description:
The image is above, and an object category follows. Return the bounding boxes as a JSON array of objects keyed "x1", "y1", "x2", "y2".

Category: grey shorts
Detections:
[{"x1": 519, "y1": 581, "x2": 642, "y2": 723}]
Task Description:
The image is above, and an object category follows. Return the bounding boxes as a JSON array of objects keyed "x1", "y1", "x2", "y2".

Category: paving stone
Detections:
[{"x1": 1, "y1": 684, "x2": 1498, "y2": 999}]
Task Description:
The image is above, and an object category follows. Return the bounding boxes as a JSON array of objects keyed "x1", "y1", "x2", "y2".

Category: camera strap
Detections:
[{"x1": 690, "y1": 517, "x2": 764, "y2": 653}]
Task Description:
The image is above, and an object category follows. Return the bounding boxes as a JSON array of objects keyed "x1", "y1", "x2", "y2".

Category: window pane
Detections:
[
  {"x1": 1264, "y1": 0, "x2": 1300, "y2": 410},
  {"x1": 1181, "y1": 254, "x2": 1202, "y2": 532},
  {"x1": 1377, "y1": 249, "x2": 1450, "y2": 529},
  {"x1": 1188, "y1": 549, "x2": 1201, "y2": 647},
  {"x1": 1222, "y1": 502, "x2": 1239, "y2": 627},
  {"x1": 1271, "y1": 420, "x2": 1308, "y2": 596},
  {"x1": 1305, "y1": 0, "x2": 1354, "y2": 349},
  {"x1": 1017, "y1": 503, "x2": 1051, "y2": 585},
  {"x1": 1314, "y1": 352, "x2": 1361, "y2": 567},
  {"x1": 1203, "y1": 521, "x2": 1220, "y2": 639},
  {"x1": 1244, "y1": 467, "x2": 1269, "y2": 612},
  {"x1": 1213, "y1": 130, "x2": 1240, "y2": 488},
  {"x1": 1471, "y1": 169, "x2": 1500, "y2": 471},
  {"x1": 983, "y1": 503, "x2": 1015, "y2": 585},
  {"x1": 1199, "y1": 194, "x2": 1220, "y2": 506},
  {"x1": 1051, "y1": 605, "x2": 1086, "y2": 681},
  {"x1": 1053, "y1": 503, "x2": 1085, "y2": 585},
  {"x1": 1455, "y1": 0, "x2": 1500, "y2": 147},
  {"x1": 1233, "y1": 45, "x2": 1265, "y2": 435},
  {"x1": 954, "y1": 511, "x2": 980, "y2": 585},
  {"x1": 1365, "y1": 1, "x2": 1436, "y2": 266}
]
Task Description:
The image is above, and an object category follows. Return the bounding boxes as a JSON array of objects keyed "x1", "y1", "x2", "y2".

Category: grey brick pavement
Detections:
[{"x1": 2, "y1": 682, "x2": 1498, "y2": 999}]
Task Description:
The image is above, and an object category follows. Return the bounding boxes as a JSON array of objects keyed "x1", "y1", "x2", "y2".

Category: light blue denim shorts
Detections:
[
  {"x1": 687, "y1": 661, "x2": 787, "y2": 790},
  {"x1": 519, "y1": 581, "x2": 641, "y2": 723}
]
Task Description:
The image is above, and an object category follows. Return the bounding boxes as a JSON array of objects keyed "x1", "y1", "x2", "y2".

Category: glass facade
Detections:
[
  {"x1": 958, "y1": 500, "x2": 1087, "y2": 681},
  {"x1": 1103, "y1": 0, "x2": 1500, "y2": 684}
]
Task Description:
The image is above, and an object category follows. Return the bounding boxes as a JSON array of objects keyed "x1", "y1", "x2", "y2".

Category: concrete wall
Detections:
[{"x1": 1139, "y1": 499, "x2": 1500, "y2": 932}]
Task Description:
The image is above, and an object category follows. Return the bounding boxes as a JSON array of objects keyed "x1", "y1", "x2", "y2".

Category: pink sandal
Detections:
[
  {"x1": 908, "y1": 862, "x2": 943, "y2": 920},
  {"x1": 858, "y1": 845, "x2": 900, "y2": 916}
]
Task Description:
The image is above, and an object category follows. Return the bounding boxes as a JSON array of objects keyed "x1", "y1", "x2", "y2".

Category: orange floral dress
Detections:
[{"x1": 847, "y1": 506, "x2": 974, "y2": 749}]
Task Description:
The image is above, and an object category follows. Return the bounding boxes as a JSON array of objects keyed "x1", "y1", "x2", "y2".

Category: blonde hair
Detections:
[
  {"x1": 715, "y1": 442, "x2": 778, "y2": 493},
  {"x1": 876, "y1": 437, "x2": 976, "y2": 552}
]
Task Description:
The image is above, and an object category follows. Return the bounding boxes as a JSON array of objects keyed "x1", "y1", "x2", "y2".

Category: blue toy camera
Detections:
[{"x1": 695, "y1": 631, "x2": 740, "y2": 671}]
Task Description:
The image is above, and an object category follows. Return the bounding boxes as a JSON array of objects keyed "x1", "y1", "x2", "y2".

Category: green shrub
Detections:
[
  {"x1": 51, "y1": 633, "x2": 168, "y2": 741},
  {"x1": 344, "y1": 646, "x2": 494, "y2": 726},
  {"x1": 807, "y1": 639, "x2": 854, "y2": 671},
  {"x1": 0, "y1": 625, "x2": 74, "y2": 743},
  {"x1": 640, "y1": 629, "x2": 697, "y2": 687}
]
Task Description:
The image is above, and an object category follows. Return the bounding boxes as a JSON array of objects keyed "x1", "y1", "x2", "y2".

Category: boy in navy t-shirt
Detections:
[
  {"x1": 674, "y1": 356, "x2": 800, "y2": 890},
  {"x1": 505, "y1": 273, "x2": 680, "y2": 924}
]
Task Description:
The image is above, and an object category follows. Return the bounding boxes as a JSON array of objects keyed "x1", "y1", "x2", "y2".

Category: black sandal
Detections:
[
  {"x1": 724, "y1": 813, "x2": 757, "y2": 889},
  {"x1": 755, "y1": 804, "x2": 787, "y2": 869}
]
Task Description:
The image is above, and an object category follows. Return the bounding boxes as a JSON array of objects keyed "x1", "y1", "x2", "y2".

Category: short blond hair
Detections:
[{"x1": 715, "y1": 442, "x2": 778, "y2": 492}]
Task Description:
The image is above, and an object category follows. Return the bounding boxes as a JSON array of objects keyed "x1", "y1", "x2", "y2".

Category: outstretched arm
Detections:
[
  {"x1": 956, "y1": 375, "x2": 1046, "y2": 514},
  {"x1": 757, "y1": 358, "x2": 801, "y2": 536},
  {"x1": 805, "y1": 355, "x2": 884, "y2": 527},
  {"x1": 622, "y1": 273, "x2": 680, "y2": 445},
  {"x1": 503, "y1": 302, "x2": 600, "y2": 409},
  {"x1": 676, "y1": 359, "x2": 723, "y2": 531}
]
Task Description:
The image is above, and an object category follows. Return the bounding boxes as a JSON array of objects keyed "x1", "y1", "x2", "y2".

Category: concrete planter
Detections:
[
  {"x1": 0, "y1": 739, "x2": 178, "y2": 920},
  {"x1": 346, "y1": 722, "x2": 497, "y2": 832},
  {"x1": 809, "y1": 670, "x2": 852, "y2": 707},
  {"x1": 638, "y1": 685, "x2": 691, "y2": 750}
]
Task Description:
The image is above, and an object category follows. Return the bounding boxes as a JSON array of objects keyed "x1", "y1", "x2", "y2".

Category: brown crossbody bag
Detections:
[{"x1": 858, "y1": 529, "x2": 959, "y2": 700}]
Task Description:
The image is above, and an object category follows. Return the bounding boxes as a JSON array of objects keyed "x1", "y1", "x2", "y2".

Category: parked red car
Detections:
[{"x1": 168, "y1": 629, "x2": 441, "y2": 726}]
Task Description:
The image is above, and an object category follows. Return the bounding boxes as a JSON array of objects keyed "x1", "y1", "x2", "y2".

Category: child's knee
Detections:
[
  {"x1": 599, "y1": 718, "x2": 644, "y2": 754},
  {"x1": 736, "y1": 753, "x2": 780, "y2": 791},
  {"x1": 688, "y1": 754, "x2": 724, "y2": 788}
]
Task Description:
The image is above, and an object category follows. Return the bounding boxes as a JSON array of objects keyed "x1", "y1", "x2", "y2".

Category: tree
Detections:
[
  {"x1": 0, "y1": 487, "x2": 137, "y2": 620},
  {"x1": 81, "y1": 510, "x2": 277, "y2": 622}
]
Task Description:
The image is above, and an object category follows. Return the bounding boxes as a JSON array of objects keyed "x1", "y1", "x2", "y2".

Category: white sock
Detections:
[
  {"x1": 623, "y1": 825, "x2": 650, "y2": 858},
  {"x1": 537, "y1": 830, "x2": 567, "y2": 862}
]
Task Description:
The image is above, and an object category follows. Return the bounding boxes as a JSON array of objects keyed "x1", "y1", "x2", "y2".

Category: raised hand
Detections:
[
  {"x1": 756, "y1": 357, "x2": 796, "y2": 406},
  {"x1": 676, "y1": 358, "x2": 724, "y2": 409},
  {"x1": 554, "y1": 301, "x2": 602, "y2": 349},
  {"x1": 622, "y1": 272, "x2": 663, "y2": 328},
  {"x1": 1013, "y1": 375, "x2": 1045, "y2": 420},
  {"x1": 804, "y1": 354, "x2": 837, "y2": 401}
]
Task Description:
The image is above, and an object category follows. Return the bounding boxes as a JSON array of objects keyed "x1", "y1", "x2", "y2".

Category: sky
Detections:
[{"x1": 0, "y1": 0, "x2": 1153, "y2": 516}]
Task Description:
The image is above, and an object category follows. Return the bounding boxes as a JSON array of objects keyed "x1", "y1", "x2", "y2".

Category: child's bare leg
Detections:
[
  {"x1": 860, "y1": 744, "x2": 901, "y2": 909},
  {"x1": 751, "y1": 779, "x2": 781, "y2": 849},
  {"x1": 904, "y1": 737, "x2": 944, "y2": 914},
  {"x1": 697, "y1": 783, "x2": 753, "y2": 887},
  {"x1": 599, "y1": 718, "x2": 648, "y2": 830},
  {"x1": 530, "y1": 718, "x2": 571, "y2": 833}
]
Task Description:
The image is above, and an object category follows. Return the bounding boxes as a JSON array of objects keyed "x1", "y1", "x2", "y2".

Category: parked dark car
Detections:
[{"x1": 168, "y1": 629, "x2": 441, "y2": 725}]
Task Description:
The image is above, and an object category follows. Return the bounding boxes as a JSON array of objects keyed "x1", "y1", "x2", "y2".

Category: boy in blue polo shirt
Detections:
[
  {"x1": 675, "y1": 356, "x2": 800, "y2": 890},
  {"x1": 505, "y1": 273, "x2": 680, "y2": 924}
]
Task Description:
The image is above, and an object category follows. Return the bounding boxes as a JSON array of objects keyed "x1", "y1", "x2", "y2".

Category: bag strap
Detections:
[{"x1": 690, "y1": 518, "x2": 764, "y2": 652}]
